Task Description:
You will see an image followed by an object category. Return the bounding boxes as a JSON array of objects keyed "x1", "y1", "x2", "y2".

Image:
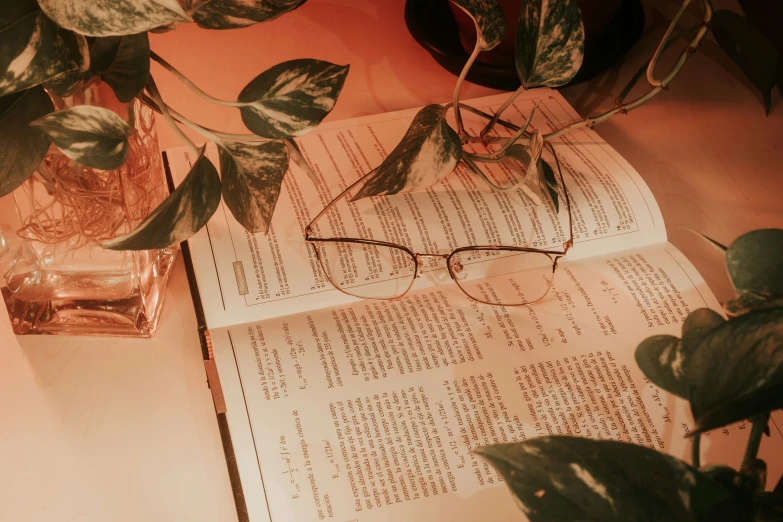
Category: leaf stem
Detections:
[
  {"x1": 474, "y1": 104, "x2": 538, "y2": 160},
  {"x1": 461, "y1": 155, "x2": 518, "y2": 193},
  {"x1": 616, "y1": 25, "x2": 700, "y2": 105},
  {"x1": 136, "y1": 91, "x2": 268, "y2": 143},
  {"x1": 146, "y1": 76, "x2": 199, "y2": 156},
  {"x1": 150, "y1": 51, "x2": 248, "y2": 108},
  {"x1": 480, "y1": 84, "x2": 525, "y2": 139},
  {"x1": 541, "y1": 0, "x2": 713, "y2": 142},
  {"x1": 463, "y1": 152, "x2": 506, "y2": 163},
  {"x1": 691, "y1": 432, "x2": 701, "y2": 468},
  {"x1": 453, "y1": 44, "x2": 482, "y2": 141},
  {"x1": 741, "y1": 413, "x2": 770, "y2": 472},
  {"x1": 460, "y1": 104, "x2": 523, "y2": 133}
]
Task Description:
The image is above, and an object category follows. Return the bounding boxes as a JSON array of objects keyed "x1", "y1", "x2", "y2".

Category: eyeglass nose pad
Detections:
[
  {"x1": 450, "y1": 258, "x2": 468, "y2": 281},
  {"x1": 415, "y1": 257, "x2": 423, "y2": 278}
]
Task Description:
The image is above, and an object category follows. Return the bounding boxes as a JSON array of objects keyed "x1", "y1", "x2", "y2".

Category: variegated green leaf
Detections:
[
  {"x1": 449, "y1": 0, "x2": 507, "y2": 51},
  {"x1": 103, "y1": 149, "x2": 221, "y2": 250},
  {"x1": 239, "y1": 59, "x2": 349, "y2": 140},
  {"x1": 0, "y1": 2, "x2": 89, "y2": 97},
  {"x1": 88, "y1": 33, "x2": 151, "y2": 103},
  {"x1": 220, "y1": 140, "x2": 290, "y2": 234},
  {"x1": 475, "y1": 437, "x2": 729, "y2": 521},
  {"x1": 352, "y1": 104, "x2": 461, "y2": 200},
  {"x1": 37, "y1": 0, "x2": 190, "y2": 37},
  {"x1": 635, "y1": 308, "x2": 725, "y2": 399},
  {"x1": 726, "y1": 229, "x2": 783, "y2": 297},
  {"x1": 30, "y1": 105, "x2": 131, "y2": 170},
  {"x1": 188, "y1": 0, "x2": 307, "y2": 29},
  {"x1": 0, "y1": 87, "x2": 53, "y2": 197},
  {"x1": 688, "y1": 307, "x2": 783, "y2": 433},
  {"x1": 515, "y1": 0, "x2": 584, "y2": 88}
]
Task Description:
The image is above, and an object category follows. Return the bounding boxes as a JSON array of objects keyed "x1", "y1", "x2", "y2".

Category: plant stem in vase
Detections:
[{"x1": 0, "y1": 81, "x2": 177, "y2": 337}]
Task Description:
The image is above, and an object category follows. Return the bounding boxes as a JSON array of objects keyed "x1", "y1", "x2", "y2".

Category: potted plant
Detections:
[
  {"x1": 0, "y1": 0, "x2": 348, "y2": 336},
  {"x1": 449, "y1": 0, "x2": 625, "y2": 67}
]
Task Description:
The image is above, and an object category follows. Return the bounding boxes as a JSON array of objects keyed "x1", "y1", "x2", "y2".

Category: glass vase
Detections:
[{"x1": 0, "y1": 81, "x2": 177, "y2": 337}]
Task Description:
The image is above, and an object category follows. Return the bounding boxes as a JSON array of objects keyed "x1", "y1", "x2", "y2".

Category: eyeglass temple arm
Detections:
[
  {"x1": 546, "y1": 141, "x2": 574, "y2": 253},
  {"x1": 305, "y1": 167, "x2": 378, "y2": 239}
]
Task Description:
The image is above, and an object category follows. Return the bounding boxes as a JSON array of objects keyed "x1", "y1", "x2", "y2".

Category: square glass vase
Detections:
[{"x1": 0, "y1": 82, "x2": 177, "y2": 337}]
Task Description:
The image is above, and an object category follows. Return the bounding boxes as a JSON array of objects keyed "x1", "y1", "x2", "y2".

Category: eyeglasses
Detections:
[{"x1": 304, "y1": 134, "x2": 574, "y2": 307}]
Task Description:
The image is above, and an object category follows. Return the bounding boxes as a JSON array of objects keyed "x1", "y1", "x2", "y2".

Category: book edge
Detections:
[{"x1": 163, "y1": 151, "x2": 251, "y2": 522}]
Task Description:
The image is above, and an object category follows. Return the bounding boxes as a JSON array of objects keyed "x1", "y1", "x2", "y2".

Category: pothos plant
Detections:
[
  {"x1": 350, "y1": 0, "x2": 777, "y2": 210},
  {"x1": 473, "y1": 229, "x2": 783, "y2": 521},
  {"x1": 0, "y1": 1, "x2": 776, "y2": 252},
  {"x1": 0, "y1": 0, "x2": 348, "y2": 250}
]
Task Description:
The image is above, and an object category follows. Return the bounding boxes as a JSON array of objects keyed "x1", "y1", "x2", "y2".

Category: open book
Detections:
[{"x1": 165, "y1": 90, "x2": 782, "y2": 522}]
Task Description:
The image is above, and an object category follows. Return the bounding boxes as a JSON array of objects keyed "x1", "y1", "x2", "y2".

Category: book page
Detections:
[
  {"x1": 171, "y1": 89, "x2": 666, "y2": 329},
  {"x1": 208, "y1": 242, "x2": 783, "y2": 522}
]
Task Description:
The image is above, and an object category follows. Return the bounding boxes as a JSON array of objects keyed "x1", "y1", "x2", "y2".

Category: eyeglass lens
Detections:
[
  {"x1": 310, "y1": 240, "x2": 417, "y2": 299},
  {"x1": 449, "y1": 249, "x2": 555, "y2": 305}
]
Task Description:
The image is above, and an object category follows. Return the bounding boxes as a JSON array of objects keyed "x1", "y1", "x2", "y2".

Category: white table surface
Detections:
[{"x1": 1, "y1": 1, "x2": 781, "y2": 521}]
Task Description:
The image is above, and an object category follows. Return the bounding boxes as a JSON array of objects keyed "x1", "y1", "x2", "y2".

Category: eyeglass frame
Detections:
[{"x1": 304, "y1": 140, "x2": 575, "y2": 306}]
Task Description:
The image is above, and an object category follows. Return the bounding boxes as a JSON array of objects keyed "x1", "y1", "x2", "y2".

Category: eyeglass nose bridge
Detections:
[{"x1": 413, "y1": 252, "x2": 451, "y2": 278}]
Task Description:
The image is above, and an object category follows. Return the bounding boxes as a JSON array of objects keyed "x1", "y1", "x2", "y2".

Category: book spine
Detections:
[{"x1": 204, "y1": 329, "x2": 250, "y2": 522}]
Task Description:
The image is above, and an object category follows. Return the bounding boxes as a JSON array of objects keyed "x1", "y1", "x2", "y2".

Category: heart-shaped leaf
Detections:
[
  {"x1": 219, "y1": 140, "x2": 290, "y2": 234},
  {"x1": 475, "y1": 437, "x2": 729, "y2": 521},
  {"x1": 30, "y1": 105, "x2": 132, "y2": 170},
  {"x1": 0, "y1": 3, "x2": 89, "y2": 97},
  {"x1": 682, "y1": 308, "x2": 727, "y2": 349},
  {"x1": 352, "y1": 104, "x2": 461, "y2": 200},
  {"x1": 687, "y1": 308, "x2": 783, "y2": 433},
  {"x1": 88, "y1": 33, "x2": 151, "y2": 102},
  {"x1": 636, "y1": 335, "x2": 684, "y2": 395},
  {"x1": 239, "y1": 59, "x2": 349, "y2": 139},
  {"x1": 636, "y1": 308, "x2": 725, "y2": 399},
  {"x1": 726, "y1": 229, "x2": 783, "y2": 297},
  {"x1": 37, "y1": 0, "x2": 190, "y2": 37},
  {"x1": 103, "y1": 148, "x2": 221, "y2": 250},
  {"x1": 515, "y1": 0, "x2": 585, "y2": 88},
  {"x1": 0, "y1": 87, "x2": 54, "y2": 197},
  {"x1": 189, "y1": 0, "x2": 307, "y2": 29},
  {"x1": 711, "y1": 10, "x2": 778, "y2": 115},
  {"x1": 449, "y1": 0, "x2": 507, "y2": 51}
]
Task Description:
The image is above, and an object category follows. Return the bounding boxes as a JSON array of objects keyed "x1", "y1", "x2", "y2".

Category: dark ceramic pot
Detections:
[{"x1": 450, "y1": 0, "x2": 625, "y2": 67}]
